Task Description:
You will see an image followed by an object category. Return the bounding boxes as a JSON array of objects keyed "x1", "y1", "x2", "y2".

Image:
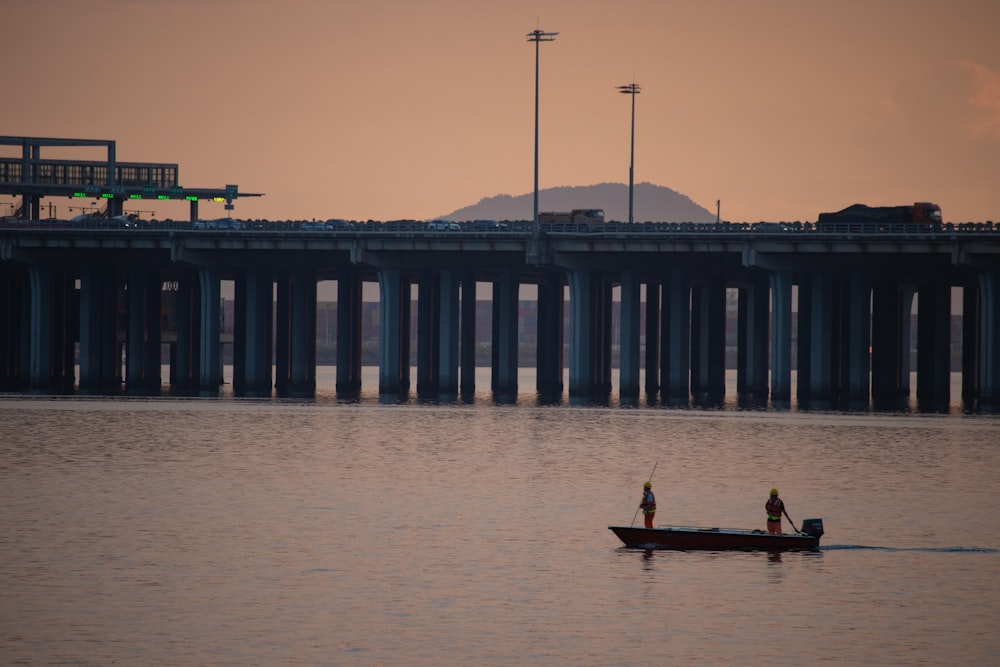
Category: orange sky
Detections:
[{"x1": 4, "y1": 0, "x2": 999, "y2": 223}]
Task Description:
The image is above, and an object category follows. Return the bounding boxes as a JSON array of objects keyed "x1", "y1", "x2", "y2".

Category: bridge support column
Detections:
[
  {"x1": 619, "y1": 271, "x2": 642, "y2": 403},
  {"x1": 492, "y1": 269, "x2": 520, "y2": 401},
  {"x1": 661, "y1": 271, "x2": 691, "y2": 406},
  {"x1": 844, "y1": 273, "x2": 872, "y2": 410},
  {"x1": 416, "y1": 271, "x2": 441, "y2": 397},
  {"x1": 536, "y1": 271, "x2": 564, "y2": 401},
  {"x1": 125, "y1": 267, "x2": 162, "y2": 395},
  {"x1": 690, "y1": 276, "x2": 726, "y2": 406},
  {"x1": 644, "y1": 282, "x2": 660, "y2": 397},
  {"x1": 196, "y1": 267, "x2": 221, "y2": 396},
  {"x1": 0, "y1": 264, "x2": 26, "y2": 390},
  {"x1": 872, "y1": 281, "x2": 908, "y2": 409},
  {"x1": 460, "y1": 272, "x2": 477, "y2": 398},
  {"x1": 798, "y1": 273, "x2": 838, "y2": 410},
  {"x1": 899, "y1": 287, "x2": 915, "y2": 399},
  {"x1": 275, "y1": 268, "x2": 316, "y2": 398},
  {"x1": 336, "y1": 267, "x2": 364, "y2": 396},
  {"x1": 962, "y1": 283, "x2": 980, "y2": 405},
  {"x1": 377, "y1": 268, "x2": 410, "y2": 396},
  {"x1": 233, "y1": 268, "x2": 273, "y2": 397},
  {"x1": 916, "y1": 280, "x2": 951, "y2": 410},
  {"x1": 171, "y1": 268, "x2": 203, "y2": 394},
  {"x1": 769, "y1": 271, "x2": 793, "y2": 406},
  {"x1": 737, "y1": 275, "x2": 770, "y2": 407},
  {"x1": 79, "y1": 267, "x2": 122, "y2": 394},
  {"x1": 979, "y1": 270, "x2": 1000, "y2": 410},
  {"x1": 567, "y1": 270, "x2": 611, "y2": 401},
  {"x1": 438, "y1": 269, "x2": 461, "y2": 398},
  {"x1": 27, "y1": 266, "x2": 75, "y2": 393}
]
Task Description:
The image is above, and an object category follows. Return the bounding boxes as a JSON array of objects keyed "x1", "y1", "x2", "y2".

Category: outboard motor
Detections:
[{"x1": 800, "y1": 518, "x2": 824, "y2": 538}]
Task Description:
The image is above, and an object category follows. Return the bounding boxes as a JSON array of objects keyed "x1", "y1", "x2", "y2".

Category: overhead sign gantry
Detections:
[{"x1": 0, "y1": 136, "x2": 262, "y2": 221}]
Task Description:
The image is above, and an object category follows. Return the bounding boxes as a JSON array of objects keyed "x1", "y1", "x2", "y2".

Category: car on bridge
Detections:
[
  {"x1": 325, "y1": 218, "x2": 359, "y2": 231},
  {"x1": 427, "y1": 219, "x2": 460, "y2": 231},
  {"x1": 469, "y1": 219, "x2": 508, "y2": 231},
  {"x1": 194, "y1": 217, "x2": 244, "y2": 230}
]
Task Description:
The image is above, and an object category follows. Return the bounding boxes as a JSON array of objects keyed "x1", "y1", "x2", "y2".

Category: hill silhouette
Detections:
[{"x1": 438, "y1": 182, "x2": 716, "y2": 223}]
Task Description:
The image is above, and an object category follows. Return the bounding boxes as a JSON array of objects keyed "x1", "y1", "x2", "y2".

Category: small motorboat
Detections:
[{"x1": 609, "y1": 518, "x2": 824, "y2": 551}]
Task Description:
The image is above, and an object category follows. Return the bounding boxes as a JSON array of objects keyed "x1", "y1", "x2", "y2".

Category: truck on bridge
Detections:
[
  {"x1": 817, "y1": 202, "x2": 942, "y2": 230},
  {"x1": 538, "y1": 208, "x2": 605, "y2": 225}
]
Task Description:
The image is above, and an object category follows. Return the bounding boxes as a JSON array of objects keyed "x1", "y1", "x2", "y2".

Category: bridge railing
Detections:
[{"x1": 1, "y1": 217, "x2": 995, "y2": 235}]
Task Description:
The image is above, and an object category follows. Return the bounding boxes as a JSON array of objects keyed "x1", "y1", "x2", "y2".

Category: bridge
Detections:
[{"x1": 2, "y1": 219, "x2": 999, "y2": 411}]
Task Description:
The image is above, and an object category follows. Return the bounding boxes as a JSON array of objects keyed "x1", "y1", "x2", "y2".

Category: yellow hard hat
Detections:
[
  {"x1": 644, "y1": 482, "x2": 652, "y2": 489},
  {"x1": 770, "y1": 488, "x2": 778, "y2": 496}
]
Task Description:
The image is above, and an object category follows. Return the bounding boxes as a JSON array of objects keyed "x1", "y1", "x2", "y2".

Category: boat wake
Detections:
[{"x1": 823, "y1": 544, "x2": 998, "y2": 553}]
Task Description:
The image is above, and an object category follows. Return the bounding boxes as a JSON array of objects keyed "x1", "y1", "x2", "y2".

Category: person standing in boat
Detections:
[
  {"x1": 640, "y1": 482, "x2": 657, "y2": 529},
  {"x1": 765, "y1": 488, "x2": 788, "y2": 535}
]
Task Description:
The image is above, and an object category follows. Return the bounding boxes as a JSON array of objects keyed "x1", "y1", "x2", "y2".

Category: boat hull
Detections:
[{"x1": 609, "y1": 525, "x2": 821, "y2": 551}]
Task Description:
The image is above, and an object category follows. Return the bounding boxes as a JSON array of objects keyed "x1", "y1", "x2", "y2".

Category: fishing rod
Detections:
[
  {"x1": 630, "y1": 462, "x2": 658, "y2": 527},
  {"x1": 783, "y1": 506, "x2": 802, "y2": 534}
]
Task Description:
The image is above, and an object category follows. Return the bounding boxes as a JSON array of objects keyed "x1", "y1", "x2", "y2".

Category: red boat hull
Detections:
[{"x1": 609, "y1": 525, "x2": 821, "y2": 551}]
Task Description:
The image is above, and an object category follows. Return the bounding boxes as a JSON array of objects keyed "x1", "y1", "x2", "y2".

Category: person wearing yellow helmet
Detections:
[
  {"x1": 639, "y1": 481, "x2": 657, "y2": 529},
  {"x1": 765, "y1": 488, "x2": 789, "y2": 535}
]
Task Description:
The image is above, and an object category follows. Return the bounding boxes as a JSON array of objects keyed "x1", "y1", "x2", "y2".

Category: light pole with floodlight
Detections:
[
  {"x1": 527, "y1": 28, "x2": 557, "y2": 236},
  {"x1": 617, "y1": 82, "x2": 641, "y2": 224}
]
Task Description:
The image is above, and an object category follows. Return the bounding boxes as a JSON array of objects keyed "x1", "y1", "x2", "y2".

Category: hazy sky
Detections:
[{"x1": 4, "y1": 0, "x2": 999, "y2": 223}]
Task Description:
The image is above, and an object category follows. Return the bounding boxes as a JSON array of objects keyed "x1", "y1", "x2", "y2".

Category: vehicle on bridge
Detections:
[
  {"x1": 427, "y1": 219, "x2": 461, "y2": 231},
  {"x1": 468, "y1": 219, "x2": 509, "y2": 231},
  {"x1": 539, "y1": 208, "x2": 605, "y2": 225},
  {"x1": 325, "y1": 218, "x2": 360, "y2": 231},
  {"x1": 194, "y1": 217, "x2": 244, "y2": 230},
  {"x1": 816, "y1": 202, "x2": 942, "y2": 231}
]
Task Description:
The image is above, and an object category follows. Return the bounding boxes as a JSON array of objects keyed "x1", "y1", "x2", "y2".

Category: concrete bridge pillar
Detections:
[
  {"x1": 336, "y1": 267, "x2": 364, "y2": 396},
  {"x1": 660, "y1": 271, "x2": 691, "y2": 406},
  {"x1": 27, "y1": 266, "x2": 75, "y2": 393},
  {"x1": 567, "y1": 269, "x2": 612, "y2": 400},
  {"x1": 491, "y1": 269, "x2": 520, "y2": 401},
  {"x1": 170, "y1": 268, "x2": 201, "y2": 393},
  {"x1": 125, "y1": 267, "x2": 162, "y2": 395},
  {"x1": 644, "y1": 282, "x2": 660, "y2": 397},
  {"x1": 844, "y1": 273, "x2": 872, "y2": 410},
  {"x1": 79, "y1": 267, "x2": 122, "y2": 394},
  {"x1": 769, "y1": 271, "x2": 793, "y2": 406},
  {"x1": 536, "y1": 271, "x2": 564, "y2": 400},
  {"x1": 460, "y1": 271, "x2": 477, "y2": 398},
  {"x1": 437, "y1": 269, "x2": 461, "y2": 398},
  {"x1": 275, "y1": 268, "x2": 316, "y2": 398},
  {"x1": 0, "y1": 264, "x2": 26, "y2": 390},
  {"x1": 737, "y1": 275, "x2": 770, "y2": 406},
  {"x1": 416, "y1": 271, "x2": 441, "y2": 397},
  {"x1": 979, "y1": 270, "x2": 1000, "y2": 410},
  {"x1": 797, "y1": 273, "x2": 838, "y2": 410},
  {"x1": 196, "y1": 267, "x2": 222, "y2": 396},
  {"x1": 233, "y1": 267, "x2": 273, "y2": 397},
  {"x1": 872, "y1": 281, "x2": 909, "y2": 409},
  {"x1": 916, "y1": 280, "x2": 951, "y2": 410},
  {"x1": 377, "y1": 268, "x2": 410, "y2": 396},
  {"x1": 961, "y1": 283, "x2": 980, "y2": 405},
  {"x1": 619, "y1": 271, "x2": 642, "y2": 402},
  {"x1": 690, "y1": 276, "x2": 726, "y2": 406}
]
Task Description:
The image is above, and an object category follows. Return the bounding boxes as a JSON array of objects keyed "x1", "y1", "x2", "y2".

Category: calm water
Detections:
[{"x1": 2, "y1": 369, "x2": 999, "y2": 666}]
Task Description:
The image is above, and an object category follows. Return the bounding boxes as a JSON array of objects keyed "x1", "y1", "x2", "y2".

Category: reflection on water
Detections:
[
  {"x1": 145, "y1": 366, "x2": 981, "y2": 415},
  {"x1": 2, "y1": 373, "x2": 998, "y2": 665}
]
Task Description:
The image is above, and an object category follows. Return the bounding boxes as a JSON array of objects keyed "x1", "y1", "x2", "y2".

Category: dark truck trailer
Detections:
[
  {"x1": 816, "y1": 202, "x2": 942, "y2": 230},
  {"x1": 539, "y1": 209, "x2": 605, "y2": 225}
]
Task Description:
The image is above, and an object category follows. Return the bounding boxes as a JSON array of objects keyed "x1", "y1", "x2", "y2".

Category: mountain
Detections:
[{"x1": 438, "y1": 182, "x2": 716, "y2": 223}]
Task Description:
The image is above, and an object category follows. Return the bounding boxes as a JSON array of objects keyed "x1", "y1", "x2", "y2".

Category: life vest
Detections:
[
  {"x1": 766, "y1": 496, "x2": 783, "y2": 522},
  {"x1": 641, "y1": 490, "x2": 656, "y2": 515}
]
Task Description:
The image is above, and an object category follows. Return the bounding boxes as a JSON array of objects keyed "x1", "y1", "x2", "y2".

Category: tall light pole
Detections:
[
  {"x1": 617, "y1": 82, "x2": 641, "y2": 224},
  {"x1": 528, "y1": 28, "x2": 557, "y2": 237}
]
